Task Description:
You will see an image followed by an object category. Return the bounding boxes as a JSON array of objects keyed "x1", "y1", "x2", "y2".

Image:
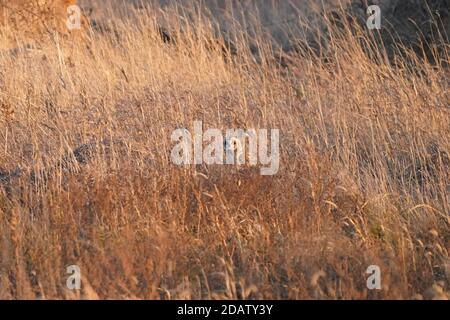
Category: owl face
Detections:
[{"x1": 224, "y1": 137, "x2": 241, "y2": 152}]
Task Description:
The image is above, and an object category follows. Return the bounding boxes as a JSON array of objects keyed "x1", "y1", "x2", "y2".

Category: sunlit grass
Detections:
[{"x1": 0, "y1": 1, "x2": 448, "y2": 299}]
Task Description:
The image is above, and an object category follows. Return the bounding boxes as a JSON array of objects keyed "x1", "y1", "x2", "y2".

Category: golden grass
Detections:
[
  {"x1": 0, "y1": 0, "x2": 81, "y2": 48},
  {"x1": 0, "y1": 3, "x2": 449, "y2": 299}
]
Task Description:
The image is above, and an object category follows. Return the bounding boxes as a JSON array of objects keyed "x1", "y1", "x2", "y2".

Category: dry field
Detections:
[
  {"x1": 0, "y1": 0, "x2": 83, "y2": 48},
  {"x1": 0, "y1": 0, "x2": 449, "y2": 299}
]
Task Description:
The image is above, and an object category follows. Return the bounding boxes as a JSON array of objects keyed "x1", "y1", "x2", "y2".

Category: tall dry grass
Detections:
[
  {"x1": 0, "y1": 2, "x2": 449, "y2": 299},
  {"x1": 0, "y1": 1, "x2": 81, "y2": 47}
]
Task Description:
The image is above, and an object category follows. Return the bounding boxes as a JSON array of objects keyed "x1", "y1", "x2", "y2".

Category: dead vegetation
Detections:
[
  {"x1": 0, "y1": 1, "x2": 448, "y2": 299},
  {"x1": 0, "y1": 0, "x2": 85, "y2": 49}
]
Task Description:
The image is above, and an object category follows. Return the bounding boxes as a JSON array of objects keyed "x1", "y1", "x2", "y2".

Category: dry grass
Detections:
[
  {"x1": 0, "y1": 1, "x2": 449, "y2": 300},
  {"x1": 0, "y1": 0, "x2": 82, "y2": 48}
]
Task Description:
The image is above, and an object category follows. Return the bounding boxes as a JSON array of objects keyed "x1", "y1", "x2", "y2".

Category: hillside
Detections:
[{"x1": 0, "y1": 0, "x2": 448, "y2": 300}]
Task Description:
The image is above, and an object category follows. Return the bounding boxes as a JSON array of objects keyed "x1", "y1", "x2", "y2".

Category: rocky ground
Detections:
[
  {"x1": 345, "y1": 0, "x2": 450, "y2": 63},
  {"x1": 79, "y1": 0, "x2": 449, "y2": 63}
]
